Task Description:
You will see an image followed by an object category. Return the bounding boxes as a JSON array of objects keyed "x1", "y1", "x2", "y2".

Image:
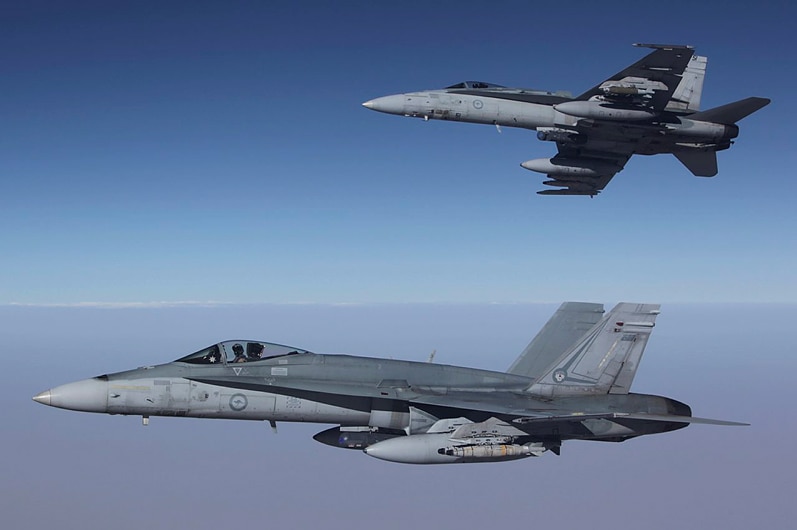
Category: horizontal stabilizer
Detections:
[
  {"x1": 688, "y1": 97, "x2": 770, "y2": 125},
  {"x1": 674, "y1": 150, "x2": 718, "y2": 177},
  {"x1": 622, "y1": 413, "x2": 749, "y2": 426}
]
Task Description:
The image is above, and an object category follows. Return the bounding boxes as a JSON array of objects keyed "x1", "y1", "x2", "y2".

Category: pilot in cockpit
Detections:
[
  {"x1": 247, "y1": 342, "x2": 265, "y2": 360},
  {"x1": 232, "y1": 343, "x2": 247, "y2": 363}
]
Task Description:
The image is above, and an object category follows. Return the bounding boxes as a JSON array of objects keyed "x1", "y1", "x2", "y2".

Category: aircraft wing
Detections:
[
  {"x1": 538, "y1": 44, "x2": 701, "y2": 195},
  {"x1": 536, "y1": 142, "x2": 632, "y2": 196},
  {"x1": 576, "y1": 43, "x2": 695, "y2": 112}
]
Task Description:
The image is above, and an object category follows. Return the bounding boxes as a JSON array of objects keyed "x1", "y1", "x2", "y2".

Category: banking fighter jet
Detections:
[
  {"x1": 33, "y1": 303, "x2": 745, "y2": 464},
  {"x1": 363, "y1": 44, "x2": 770, "y2": 196}
]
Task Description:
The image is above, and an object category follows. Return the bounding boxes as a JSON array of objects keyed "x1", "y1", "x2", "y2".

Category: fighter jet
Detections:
[
  {"x1": 33, "y1": 302, "x2": 745, "y2": 464},
  {"x1": 363, "y1": 44, "x2": 770, "y2": 196}
]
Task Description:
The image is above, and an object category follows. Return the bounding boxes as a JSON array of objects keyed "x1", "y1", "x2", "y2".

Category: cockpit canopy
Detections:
[
  {"x1": 445, "y1": 81, "x2": 506, "y2": 90},
  {"x1": 175, "y1": 341, "x2": 311, "y2": 365}
]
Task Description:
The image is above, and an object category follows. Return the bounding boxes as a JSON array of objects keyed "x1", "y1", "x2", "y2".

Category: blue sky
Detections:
[{"x1": 1, "y1": 0, "x2": 794, "y2": 305}]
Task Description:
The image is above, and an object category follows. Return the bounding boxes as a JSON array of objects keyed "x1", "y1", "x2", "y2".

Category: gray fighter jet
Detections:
[
  {"x1": 33, "y1": 302, "x2": 744, "y2": 464},
  {"x1": 363, "y1": 44, "x2": 770, "y2": 196}
]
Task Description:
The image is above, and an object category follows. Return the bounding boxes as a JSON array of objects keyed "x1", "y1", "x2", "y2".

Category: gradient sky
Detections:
[
  {"x1": 2, "y1": 3, "x2": 796, "y2": 529},
  {"x1": 5, "y1": 303, "x2": 797, "y2": 529},
  {"x1": 1, "y1": 0, "x2": 794, "y2": 305}
]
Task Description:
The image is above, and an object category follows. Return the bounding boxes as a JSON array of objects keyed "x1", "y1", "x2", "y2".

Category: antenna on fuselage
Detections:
[{"x1": 427, "y1": 349, "x2": 437, "y2": 363}]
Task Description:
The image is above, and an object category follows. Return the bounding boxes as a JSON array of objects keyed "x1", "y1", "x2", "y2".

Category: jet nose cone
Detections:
[
  {"x1": 36, "y1": 378, "x2": 109, "y2": 413},
  {"x1": 361, "y1": 95, "x2": 405, "y2": 115},
  {"x1": 33, "y1": 389, "x2": 52, "y2": 406}
]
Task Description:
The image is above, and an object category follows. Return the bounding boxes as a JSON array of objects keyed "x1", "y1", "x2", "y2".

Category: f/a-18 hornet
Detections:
[
  {"x1": 34, "y1": 302, "x2": 745, "y2": 464},
  {"x1": 363, "y1": 44, "x2": 770, "y2": 196}
]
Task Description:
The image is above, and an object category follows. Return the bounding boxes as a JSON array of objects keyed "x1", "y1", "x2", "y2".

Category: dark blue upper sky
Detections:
[{"x1": 1, "y1": 1, "x2": 794, "y2": 304}]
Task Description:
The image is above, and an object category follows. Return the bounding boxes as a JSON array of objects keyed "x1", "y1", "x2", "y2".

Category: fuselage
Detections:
[
  {"x1": 35, "y1": 340, "x2": 689, "y2": 442},
  {"x1": 364, "y1": 87, "x2": 737, "y2": 155},
  {"x1": 363, "y1": 46, "x2": 770, "y2": 195}
]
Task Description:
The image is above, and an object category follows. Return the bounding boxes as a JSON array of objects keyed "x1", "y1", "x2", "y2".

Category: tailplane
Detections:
[{"x1": 526, "y1": 303, "x2": 660, "y2": 397}]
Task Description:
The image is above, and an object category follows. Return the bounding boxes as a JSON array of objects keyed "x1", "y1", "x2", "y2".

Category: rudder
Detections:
[{"x1": 666, "y1": 55, "x2": 707, "y2": 113}]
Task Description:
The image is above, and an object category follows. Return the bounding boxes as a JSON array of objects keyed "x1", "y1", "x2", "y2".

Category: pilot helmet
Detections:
[{"x1": 232, "y1": 343, "x2": 244, "y2": 356}]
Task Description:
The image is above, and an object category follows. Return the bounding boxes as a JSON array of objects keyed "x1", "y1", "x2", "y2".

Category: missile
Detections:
[
  {"x1": 600, "y1": 85, "x2": 652, "y2": 96},
  {"x1": 536, "y1": 127, "x2": 586, "y2": 144},
  {"x1": 554, "y1": 101, "x2": 656, "y2": 121},
  {"x1": 537, "y1": 188, "x2": 599, "y2": 196}
]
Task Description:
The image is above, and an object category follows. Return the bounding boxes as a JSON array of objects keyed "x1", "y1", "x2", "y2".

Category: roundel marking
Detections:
[
  {"x1": 229, "y1": 393, "x2": 248, "y2": 411},
  {"x1": 473, "y1": 99, "x2": 483, "y2": 109},
  {"x1": 553, "y1": 370, "x2": 567, "y2": 383}
]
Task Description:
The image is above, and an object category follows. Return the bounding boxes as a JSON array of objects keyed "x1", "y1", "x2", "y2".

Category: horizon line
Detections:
[{"x1": 2, "y1": 300, "x2": 793, "y2": 309}]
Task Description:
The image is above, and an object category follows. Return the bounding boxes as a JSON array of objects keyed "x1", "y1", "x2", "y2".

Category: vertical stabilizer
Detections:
[
  {"x1": 666, "y1": 55, "x2": 707, "y2": 113},
  {"x1": 527, "y1": 303, "x2": 660, "y2": 397},
  {"x1": 507, "y1": 302, "x2": 604, "y2": 380},
  {"x1": 674, "y1": 150, "x2": 718, "y2": 177}
]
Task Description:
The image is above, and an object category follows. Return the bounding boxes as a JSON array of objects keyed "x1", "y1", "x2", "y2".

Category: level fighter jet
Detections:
[
  {"x1": 363, "y1": 44, "x2": 770, "y2": 196},
  {"x1": 34, "y1": 302, "x2": 744, "y2": 464}
]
